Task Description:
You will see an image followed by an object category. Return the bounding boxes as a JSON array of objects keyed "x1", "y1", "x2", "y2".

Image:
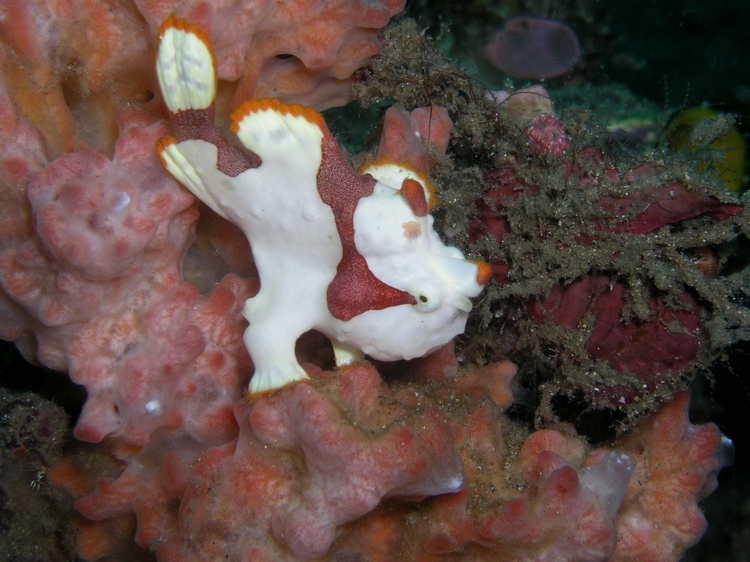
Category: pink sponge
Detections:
[
  {"x1": 0, "y1": 112, "x2": 255, "y2": 446},
  {"x1": 333, "y1": 391, "x2": 725, "y2": 562},
  {"x1": 70, "y1": 365, "x2": 465, "y2": 560},
  {"x1": 53, "y1": 362, "x2": 726, "y2": 561}
]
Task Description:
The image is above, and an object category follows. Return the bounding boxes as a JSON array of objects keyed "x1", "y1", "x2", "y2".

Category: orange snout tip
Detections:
[{"x1": 472, "y1": 260, "x2": 492, "y2": 285}]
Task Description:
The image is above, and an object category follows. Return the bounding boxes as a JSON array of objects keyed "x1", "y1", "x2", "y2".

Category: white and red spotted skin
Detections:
[{"x1": 156, "y1": 17, "x2": 490, "y2": 394}]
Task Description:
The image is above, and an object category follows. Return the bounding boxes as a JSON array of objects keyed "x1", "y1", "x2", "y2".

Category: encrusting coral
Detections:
[
  {"x1": 0, "y1": 1, "x2": 741, "y2": 560},
  {"x1": 0, "y1": 0, "x2": 405, "y2": 157},
  {"x1": 51, "y1": 363, "x2": 727, "y2": 561}
]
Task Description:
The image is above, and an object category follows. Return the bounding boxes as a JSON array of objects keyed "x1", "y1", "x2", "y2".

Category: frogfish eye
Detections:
[{"x1": 414, "y1": 291, "x2": 441, "y2": 313}]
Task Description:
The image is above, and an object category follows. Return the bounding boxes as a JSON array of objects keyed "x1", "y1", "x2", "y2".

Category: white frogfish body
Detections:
[{"x1": 155, "y1": 17, "x2": 490, "y2": 394}]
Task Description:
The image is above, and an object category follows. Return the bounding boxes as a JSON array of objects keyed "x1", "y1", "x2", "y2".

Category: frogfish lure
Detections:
[{"x1": 155, "y1": 17, "x2": 490, "y2": 394}]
